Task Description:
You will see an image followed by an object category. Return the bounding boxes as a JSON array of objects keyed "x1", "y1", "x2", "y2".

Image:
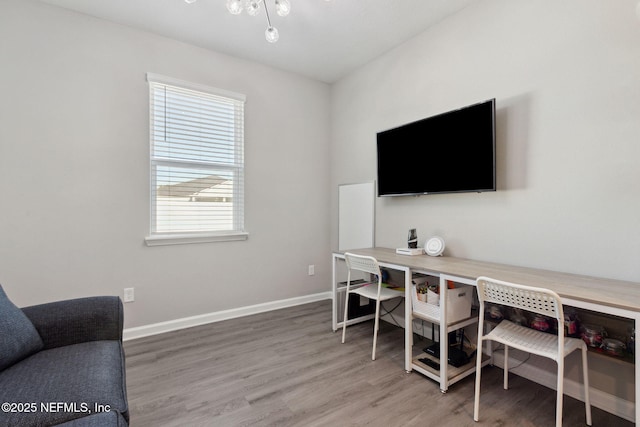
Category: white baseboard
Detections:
[
  {"x1": 123, "y1": 291, "x2": 332, "y2": 341},
  {"x1": 491, "y1": 352, "x2": 635, "y2": 423}
]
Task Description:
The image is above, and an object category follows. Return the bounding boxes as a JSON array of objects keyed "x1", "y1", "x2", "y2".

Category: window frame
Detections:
[{"x1": 144, "y1": 73, "x2": 248, "y2": 246}]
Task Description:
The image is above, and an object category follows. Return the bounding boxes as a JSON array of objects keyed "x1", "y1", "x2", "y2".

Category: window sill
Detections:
[{"x1": 145, "y1": 231, "x2": 249, "y2": 246}]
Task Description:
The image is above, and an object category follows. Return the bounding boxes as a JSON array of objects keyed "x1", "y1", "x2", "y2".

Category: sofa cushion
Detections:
[
  {"x1": 22, "y1": 296, "x2": 124, "y2": 350},
  {"x1": 0, "y1": 340, "x2": 128, "y2": 426},
  {"x1": 0, "y1": 284, "x2": 43, "y2": 371}
]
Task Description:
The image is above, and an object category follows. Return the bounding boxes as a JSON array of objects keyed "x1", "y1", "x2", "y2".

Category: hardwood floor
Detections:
[{"x1": 125, "y1": 300, "x2": 632, "y2": 426}]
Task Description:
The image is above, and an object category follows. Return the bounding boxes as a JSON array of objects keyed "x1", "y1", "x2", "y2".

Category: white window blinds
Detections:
[{"x1": 147, "y1": 73, "x2": 246, "y2": 241}]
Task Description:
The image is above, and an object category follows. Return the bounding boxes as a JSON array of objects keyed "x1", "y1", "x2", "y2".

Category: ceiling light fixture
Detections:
[
  {"x1": 225, "y1": 0, "x2": 289, "y2": 43},
  {"x1": 186, "y1": 0, "x2": 332, "y2": 44},
  {"x1": 185, "y1": 0, "x2": 287, "y2": 43}
]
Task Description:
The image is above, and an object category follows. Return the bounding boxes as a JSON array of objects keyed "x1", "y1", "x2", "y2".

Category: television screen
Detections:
[{"x1": 376, "y1": 99, "x2": 496, "y2": 196}]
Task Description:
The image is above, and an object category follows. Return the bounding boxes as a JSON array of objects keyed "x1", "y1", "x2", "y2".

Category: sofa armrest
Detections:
[{"x1": 21, "y1": 296, "x2": 123, "y2": 350}]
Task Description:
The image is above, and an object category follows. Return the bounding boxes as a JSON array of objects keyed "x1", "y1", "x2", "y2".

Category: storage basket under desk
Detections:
[{"x1": 411, "y1": 284, "x2": 473, "y2": 324}]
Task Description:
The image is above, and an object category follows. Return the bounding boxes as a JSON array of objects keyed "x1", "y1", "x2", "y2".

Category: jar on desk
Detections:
[
  {"x1": 531, "y1": 315, "x2": 551, "y2": 332},
  {"x1": 508, "y1": 308, "x2": 528, "y2": 326},
  {"x1": 601, "y1": 338, "x2": 626, "y2": 357},
  {"x1": 564, "y1": 308, "x2": 580, "y2": 337},
  {"x1": 581, "y1": 324, "x2": 606, "y2": 347}
]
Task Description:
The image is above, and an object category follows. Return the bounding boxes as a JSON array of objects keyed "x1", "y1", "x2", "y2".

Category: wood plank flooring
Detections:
[{"x1": 124, "y1": 300, "x2": 632, "y2": 426}]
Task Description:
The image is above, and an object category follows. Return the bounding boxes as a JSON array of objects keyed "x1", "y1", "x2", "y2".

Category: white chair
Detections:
[
  {"x1": 341, "y1": 252, "x2": 404, "y2": 360},
  {"x1": 473, "y1": 277, "x2": 591, "y2": 427}
]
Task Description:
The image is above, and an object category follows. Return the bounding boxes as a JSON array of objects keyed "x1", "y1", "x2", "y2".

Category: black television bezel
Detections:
[{"x1": 376, "y1": 98, "x2": 496, "y2": 197}]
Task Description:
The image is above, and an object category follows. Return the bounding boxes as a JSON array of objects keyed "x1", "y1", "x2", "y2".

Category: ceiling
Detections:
[{"x1": 39, "y1": 0, "x2": 477, "y2": 83}]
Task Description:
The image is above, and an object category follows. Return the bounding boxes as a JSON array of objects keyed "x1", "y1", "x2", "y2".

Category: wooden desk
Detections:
[{"x1": 332, "y1": 247, "x2": 640, "y2": 422}]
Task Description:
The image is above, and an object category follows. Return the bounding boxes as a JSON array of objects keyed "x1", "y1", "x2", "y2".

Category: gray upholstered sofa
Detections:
[{"x1": 0, "y1": 285, "x2": 129, "y2": 426}]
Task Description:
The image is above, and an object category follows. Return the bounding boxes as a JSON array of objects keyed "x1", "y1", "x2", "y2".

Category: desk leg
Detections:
[
  {"x1": 331, "y1": 254, "x2": 338, "y2": 332},
  {"x1": 634, "y1": 315, "x2": 640, "y2": 424},
  {"x1": 405, "y1": 267, "x2": 413, "y2": 372},
  {"x1": 439, "y1": 275, "x2": 448, "y2": 393}
]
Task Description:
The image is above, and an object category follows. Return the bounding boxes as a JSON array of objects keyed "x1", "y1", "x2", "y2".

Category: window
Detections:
[{"x1": 145, "y1": 73, "x2": 247, "y2": 246}]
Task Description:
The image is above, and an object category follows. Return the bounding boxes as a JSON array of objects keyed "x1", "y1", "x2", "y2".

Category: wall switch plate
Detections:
[
  {"x1": 124, "y1": 287, "x2": 135, "y2": 303},
  {"x1": 308, "y1": 265, "x2": 315, "y2": 276}
]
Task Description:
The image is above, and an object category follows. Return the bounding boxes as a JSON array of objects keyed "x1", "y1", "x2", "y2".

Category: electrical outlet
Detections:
[
  {"x1": 124, "y1": 287, "x2": 135, "y2": 303},
  {"x1": 308, "y1": 265, "x2": 315, "y2": 276}
]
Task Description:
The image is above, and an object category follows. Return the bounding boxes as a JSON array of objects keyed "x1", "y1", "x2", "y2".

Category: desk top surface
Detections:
[{"x1": 338, "y1": 247, "x2": 640, "y2": 314}]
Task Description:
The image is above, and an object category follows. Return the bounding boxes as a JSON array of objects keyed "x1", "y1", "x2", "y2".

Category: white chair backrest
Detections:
[
  {"x1": 344, "y1": 253, "x2": 381, "y2": 277},
  {"x1": 476, "y1": 276, "x2": 563, "y2": 322}
]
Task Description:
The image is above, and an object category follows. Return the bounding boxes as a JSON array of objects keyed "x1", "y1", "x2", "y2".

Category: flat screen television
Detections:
[{"x1": 377, "y1": 99, "x2": 496, "y2": 196}]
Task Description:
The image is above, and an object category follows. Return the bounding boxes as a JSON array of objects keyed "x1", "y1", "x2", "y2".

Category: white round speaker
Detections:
[{"x1": 424, "y1": 236, "x2": 445, "y2": 257}]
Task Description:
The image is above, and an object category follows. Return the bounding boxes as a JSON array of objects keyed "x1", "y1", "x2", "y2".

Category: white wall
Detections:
[
  {"x1": 0, "y1": 0, "x2": 331, "y2": 328},
  {"x1": 331, "y1": 0, "x2": 640, "y2": 283}
]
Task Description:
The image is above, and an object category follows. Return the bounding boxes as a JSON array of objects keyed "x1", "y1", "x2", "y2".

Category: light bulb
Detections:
[
  {"x1": 246, "y1": 0, "x2": 261, "y2": 16},
  {"x1": 226, "y1": 0, "x2": 243, "y2": 14},
  {"x1": 275, "y1": 0, "x2": 291, "y2": 17},
  {"x1": 265, "y1": 26, "x2": 279, "y2": 43}
]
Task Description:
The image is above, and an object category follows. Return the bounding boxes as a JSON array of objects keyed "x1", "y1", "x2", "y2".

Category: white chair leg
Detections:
[
  {"x1": 473, "y1": 338, "x2": 483, "y2": 422},
  {"x1": 582, "y1": 347, "x2": 592, "y2": 426},
  {"x1": 503, "y1": 345, "x2": 509, "y2": 390},
  {"x1": 556, "y1": 359, "x2": 564, "y2": 427},
  {"x1": 341, "y1": 291, "x2": 350, "y2": 344},
  {"x1": 371, "y1": 299, "x2": 381, "y2": 360}
]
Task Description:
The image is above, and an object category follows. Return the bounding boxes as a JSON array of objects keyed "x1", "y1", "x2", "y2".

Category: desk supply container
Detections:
[{"x1": 412, "y1": 284, "x2": 473, "y2": 323}]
